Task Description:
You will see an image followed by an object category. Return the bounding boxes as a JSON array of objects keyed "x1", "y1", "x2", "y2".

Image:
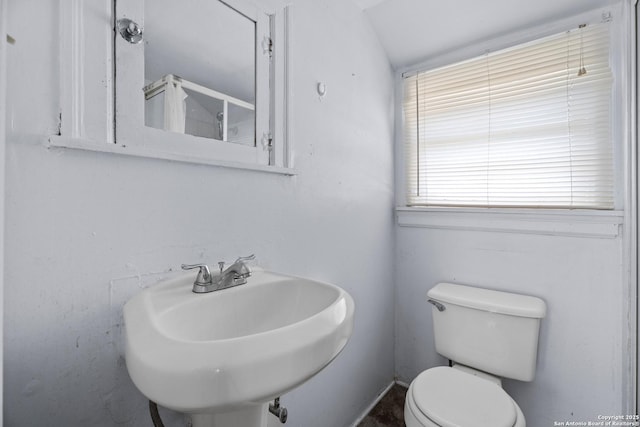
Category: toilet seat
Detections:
[{"x1": 409, "y1": 367, "x2": 517, "y2": 427}]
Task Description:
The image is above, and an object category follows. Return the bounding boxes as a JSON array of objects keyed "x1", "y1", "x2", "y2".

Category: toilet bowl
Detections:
[
  {"x1": 404, "y1": 366, "x2": 525, "y2": 427},
  {"x1": 403, "y1": 282, "x2": 546, "y2": 427}
]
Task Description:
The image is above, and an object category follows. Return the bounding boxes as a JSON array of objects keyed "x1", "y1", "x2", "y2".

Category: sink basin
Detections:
[{"x1": 123, "y1": 268, "x2": 355, "y2": 423}]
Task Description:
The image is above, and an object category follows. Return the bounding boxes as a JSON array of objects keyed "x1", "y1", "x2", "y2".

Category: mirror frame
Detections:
[
  {"x1": 116, "y1": 0, "x2": 271, "y2": 166},
  {"x1": 50, "y1": 0, "x2": 295, "y2": 175}
]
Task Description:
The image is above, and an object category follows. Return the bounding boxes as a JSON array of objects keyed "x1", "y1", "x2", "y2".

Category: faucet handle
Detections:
[
  {"x1": 181, "y1": 263, "x2": 212, "y2": 285},
  {"x1": 234, "y1": 254, "x2": 256, "y2": 263}
]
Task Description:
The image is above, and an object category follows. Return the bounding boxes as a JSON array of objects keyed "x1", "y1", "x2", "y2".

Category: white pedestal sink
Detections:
[{"x1": 123, "y1": 269, "x2": 355, "y2": 427}]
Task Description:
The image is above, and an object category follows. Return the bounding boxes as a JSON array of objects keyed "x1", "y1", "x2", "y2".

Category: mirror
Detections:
[{"x1": 143, "y1": 0, "x2": 256, "y2": 146}]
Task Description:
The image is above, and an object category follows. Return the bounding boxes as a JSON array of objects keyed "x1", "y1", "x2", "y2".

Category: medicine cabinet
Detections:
[
  {"x1": 114, "y1": 0, "x2": 292, "y2": 171},
  {"x1": 51, "y1": 0, "x2": 292, "y2": 173}
]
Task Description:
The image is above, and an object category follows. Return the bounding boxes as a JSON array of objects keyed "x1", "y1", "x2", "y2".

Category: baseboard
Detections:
[
  {"x1": 348, "y1": 380, "x2": 397, "y2": 427},
  {"x1": 394, "y1": 378, "x2": 410, "y2": 388}
]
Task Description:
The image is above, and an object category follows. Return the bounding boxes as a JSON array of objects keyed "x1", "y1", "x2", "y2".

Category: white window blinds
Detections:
[{"x1": 403, "y1": 22, "x2": 613, "y2": 209}]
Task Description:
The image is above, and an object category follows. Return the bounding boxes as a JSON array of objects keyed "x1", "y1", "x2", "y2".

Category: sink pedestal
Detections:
[{"x1": 191, "y1": 403, "x2": 268, "y2": 427}]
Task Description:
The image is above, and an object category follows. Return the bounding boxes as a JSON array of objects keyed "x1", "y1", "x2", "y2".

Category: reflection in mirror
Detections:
[{"x1": 143, "y1": 0, "x2": 256, "y2": 147}]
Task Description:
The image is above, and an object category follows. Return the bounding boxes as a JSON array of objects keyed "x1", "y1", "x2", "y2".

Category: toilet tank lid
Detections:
[{"x1": 428, "y1": 283, "x2": 547, "y2": 318}]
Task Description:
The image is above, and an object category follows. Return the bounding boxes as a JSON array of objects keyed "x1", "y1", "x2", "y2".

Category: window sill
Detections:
[
  {"x1": 48, "y1": 136, "x2": 297, "y2": 176},
  {"x1": 396, "y1": 206, "x2": 623, "y2": 239}
]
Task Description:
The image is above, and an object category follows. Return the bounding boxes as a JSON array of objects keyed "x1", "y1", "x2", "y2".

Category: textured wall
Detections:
[{"x1": 3, "y1": 0, "x2": 395, "y2": 426}]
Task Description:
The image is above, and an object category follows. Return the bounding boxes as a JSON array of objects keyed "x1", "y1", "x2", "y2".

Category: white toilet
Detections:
[{"x1": 404, "y1": 282, "x2": 546, "y2": 427}]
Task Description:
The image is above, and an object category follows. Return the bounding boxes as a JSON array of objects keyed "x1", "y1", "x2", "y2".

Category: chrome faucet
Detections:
[{"x1": 181, "y1": 254, "x2": 255, "y2": 293}]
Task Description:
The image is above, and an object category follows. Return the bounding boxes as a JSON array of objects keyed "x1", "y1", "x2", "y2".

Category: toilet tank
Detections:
[{"x1": 428, "y1": 283, "x2": 546, "y2": 382}]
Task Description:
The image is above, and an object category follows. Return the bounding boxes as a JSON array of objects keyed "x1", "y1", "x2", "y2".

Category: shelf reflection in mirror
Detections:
[{"x1": 143, "y1": 0, "x2": 256, "y2": 146}]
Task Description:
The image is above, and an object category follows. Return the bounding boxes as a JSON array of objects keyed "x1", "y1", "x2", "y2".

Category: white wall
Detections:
[
  {"x1": 3, "y1": 0, "x2": 395, "y2": 426},
  {"x1": 393, "y1": 4, "x2": 636, "y2": 425},
  {"x1": 0, "y1": 0, "x2": 7, "y2": 424},
  {"x1": 395, "y1": 227, "x2": 628, "y2": 424}
]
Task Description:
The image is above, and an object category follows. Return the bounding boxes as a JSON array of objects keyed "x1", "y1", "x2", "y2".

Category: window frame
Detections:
[
  {"x1": 394, "y1": 3, "x2": 632, "y2": 237},
  {"x1": 50, "y1": 0, "x2": 296, "y2": 176}
]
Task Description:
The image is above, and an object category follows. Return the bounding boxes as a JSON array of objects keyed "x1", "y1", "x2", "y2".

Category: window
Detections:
[{"x1": 403, "y1": 22, "x2": 613, "y2": 209}]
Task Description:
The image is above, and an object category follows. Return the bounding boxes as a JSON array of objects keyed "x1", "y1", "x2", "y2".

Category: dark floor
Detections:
[{"x1": 357, "y1": 383, "x2": 407, "y2": 427}]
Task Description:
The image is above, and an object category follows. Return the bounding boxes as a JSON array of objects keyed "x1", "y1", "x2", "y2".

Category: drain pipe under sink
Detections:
[
  {"x1": 149, "y1": 397, "x2": 288, "y2": 425},
  {"x1": 149, "y1": 401, "x2": 165, "y2": 427}
]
